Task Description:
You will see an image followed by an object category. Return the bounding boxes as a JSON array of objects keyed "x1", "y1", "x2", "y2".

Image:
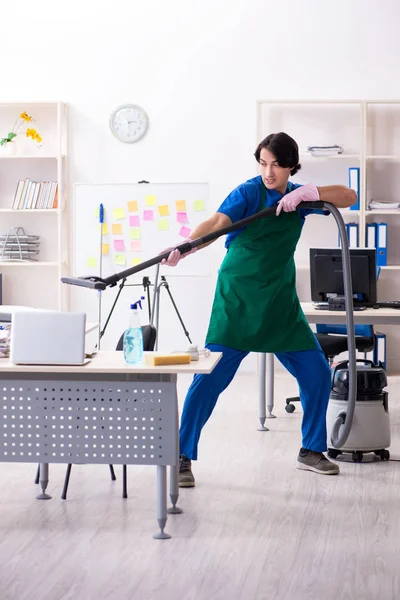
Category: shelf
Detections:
[
  {"x1": 380, "y1": 266, "x2": 400, "y2": 271},
  {"x1": 0, "y1": 261, "x2": 58, "y2": 267},
  {"x1": 366, "y1": 155, "x2": 400, "y2": 160},
  {"x1": 0, "y1": 155, "x2": 64, "y2": 160},
  {"x1": 0, "y1": 209, "x2": 59, "y2": 213},
  {"x1": 366, "y1": 210, "x2": 400, "y2": 215},
  {"x1": 300, "y1": 153, "x2": 360, "y2": 160}
]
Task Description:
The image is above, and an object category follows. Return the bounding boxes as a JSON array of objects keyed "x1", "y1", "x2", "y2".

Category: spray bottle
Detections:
[{"x1": 123, "y1": 296, "x2": 145, "y2": 364}]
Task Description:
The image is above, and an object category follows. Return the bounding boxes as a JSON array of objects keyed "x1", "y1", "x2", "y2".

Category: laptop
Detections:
[{"x1": 11, "y1": 310, "x2": 88, "y2": 365}]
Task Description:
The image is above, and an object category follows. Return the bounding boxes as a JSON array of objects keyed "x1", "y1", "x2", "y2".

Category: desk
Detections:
[
  {"x1": 0, "y1": 351, "x2": 222, "y2": 539},
  {"x1": 258, "y1": 302, "x2": 400, "y2": 427}
]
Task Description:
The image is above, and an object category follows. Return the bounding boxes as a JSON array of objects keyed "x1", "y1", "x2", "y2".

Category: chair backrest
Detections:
[
  {"x1": 116, "y1": 324, "x2": 157, "y2": 351},
  {"x1": 316, "y1": 323, "x2": 374, "y2": 337}
]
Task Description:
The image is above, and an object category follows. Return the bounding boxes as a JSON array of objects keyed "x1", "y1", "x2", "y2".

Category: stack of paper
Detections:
[
  {"x1": 369, "y1": 200, "x2": 400, "y2": 210},
  {"x1": 306, "y1": 144, "x2": 344, "y2": 156},
  {"x1": 0, "y1": 325, "x2": 11, "y2": 358}
]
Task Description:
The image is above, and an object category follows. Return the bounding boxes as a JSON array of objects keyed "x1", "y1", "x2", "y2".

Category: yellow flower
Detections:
[
  {"x1": 20, "y1": 112, "x2": 32, "y2": 122},
  {"x1": 35, "y1": 134, "x2": 42, "y2": 143},
  {"x1": 26, "y1": 128, "x2": 37, "y2": 139}
]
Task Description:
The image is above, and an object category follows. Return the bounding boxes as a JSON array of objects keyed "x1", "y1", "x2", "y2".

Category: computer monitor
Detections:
[{"x1": 309, "y1": 248, "x2": 377, "y2": 307}]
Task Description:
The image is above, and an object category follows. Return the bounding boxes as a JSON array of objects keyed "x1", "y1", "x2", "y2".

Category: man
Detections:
[{"x1": 163, "y1": 132, "x2": 357, "y2": 487}]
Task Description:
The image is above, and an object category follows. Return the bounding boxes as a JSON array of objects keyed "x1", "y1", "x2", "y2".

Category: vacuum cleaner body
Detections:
[{"x1": 326, "y1": 360, "x2": 390, "y2": 462}]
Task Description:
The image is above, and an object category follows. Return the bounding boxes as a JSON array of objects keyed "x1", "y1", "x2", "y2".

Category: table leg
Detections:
[
  {"x1": 258, "y1": 354, "x2": 269, "y2": 430},
  {"x1": 36, "y1": 463, "x2": 51, "y2": 500},
  {"x1": 266, "y1": 352, "x2": 276, "y2": 419},
  {"x1": 153, "y1": 465, "x2": 171, "y2": 540},
  {"x1": 168, "y1": 392, "x2": 182, "y2": 515}
]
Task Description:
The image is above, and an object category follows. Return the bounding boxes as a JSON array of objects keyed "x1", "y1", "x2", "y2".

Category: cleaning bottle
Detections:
[{"x1": 123, "y1": 296, "x2": 145, "y2": 364}]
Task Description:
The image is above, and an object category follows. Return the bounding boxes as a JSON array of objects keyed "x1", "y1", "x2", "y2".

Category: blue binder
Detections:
[
  {"x1": 349, "y1": 167, "x2": 360, "y2": 210},
  {"x1": 376, "y1": 222, "x2": 388, "y2": 266},
  {"x1": 366, "y1": 222, "x2": 377, "y2": 249},
  {"x1": 338, "y1": 222, "x2": 358, "y2": 247},
  {"x1": 374, "y1": 332, "x2": 386, "y2": 369}
]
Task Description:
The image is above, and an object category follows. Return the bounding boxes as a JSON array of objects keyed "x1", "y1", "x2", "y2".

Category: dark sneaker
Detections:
[
  {"x1": 179, "y1": 455, "x2": 195, "y2": 487},
  {"x1": 297, "y1": 448, "x2": 340, "y2": 475}
]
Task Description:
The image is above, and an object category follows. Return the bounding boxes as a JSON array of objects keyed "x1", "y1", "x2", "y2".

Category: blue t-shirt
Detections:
[{"x1": 217, "y1": 176, "x2": 327, "y2": 248}]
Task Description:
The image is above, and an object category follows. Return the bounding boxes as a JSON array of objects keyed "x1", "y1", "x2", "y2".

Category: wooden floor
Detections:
[{"x1": 1, "y1": 372, "x2": 400, "y2": 600}]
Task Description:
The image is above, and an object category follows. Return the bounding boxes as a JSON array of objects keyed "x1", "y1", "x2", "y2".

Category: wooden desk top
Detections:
[
  {"x1": 301, "y1": 302, "x2": 400, "y2": 325},
  {"x1": 0, "y1": 350, "x2": 222, "y2": 375}
]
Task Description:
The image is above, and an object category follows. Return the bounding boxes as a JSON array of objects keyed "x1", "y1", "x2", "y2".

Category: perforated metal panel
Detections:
[{"x1": 0, "y1": 379, "x2": 177, "y2": 466}]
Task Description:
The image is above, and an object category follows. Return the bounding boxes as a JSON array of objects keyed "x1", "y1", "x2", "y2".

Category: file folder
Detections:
[
  {"x1": 348, "y1": 222, "x2": 359, "y2": 247},
  {"x1": 349, "y1": 167, "x2": 360, "y2": 210},
  {"x1": 374, "y1": 332, "x2": 386, "y2": 370},
  {"x1": 376, "y1": 222, "x2": 388, "y2": 266},
  {"x1": 366, "y1": 222, "x2": 377, "y2": 248}
]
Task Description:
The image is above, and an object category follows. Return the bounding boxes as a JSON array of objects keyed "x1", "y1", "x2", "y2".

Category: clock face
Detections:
[{"x1": 109, "y1": 104, "x2": 148, "y2": 143}]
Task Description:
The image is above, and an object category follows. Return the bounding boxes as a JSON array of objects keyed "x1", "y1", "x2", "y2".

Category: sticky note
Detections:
[
  {"x1": 130, "y1": 227, "x2": 141, "y2": 239},
  {"x1": 158, "y1": 205, "x2": 170, "y2": 217},
  {"x1": 143, "y1": 210, "x2": 154, "y2": 221},
  {"x1": 130, "y1": 240, "x2": 142, "y2": 252},
  {"x1": 98, "y1": 223, "x2": 109, "y2": 235},
  {"x1": 112, "y1": 223, "x2": 123, "y2": 235},
  {"x1": 102, "y1": 244, "x2": 109, "y2": 255},
  {"x1": 113, "y1": 208, "x2": 125, "y2": 220},
  {"x1": 158, "y1": 219, "x2": 169, "y2": 231},
  {"x1": 179, "y1": 225, "x2": 191, "y2": 238},
  {"x1": 86, "y1": 257, "x2": 97, "y2": 268},
  {"x1": 176, "y1": 200, "x2": 186, "y2": 211},
  {"x1": 128, "y1": 200, "x2": 138, "y2": 212},
  {"x1": 131, "y1": 258, "x2": 142, "y2": 267},
  {"x1": 145, "y1": 195, "x2": 157, "y2": 206},
  {"x1": 95, "y1": 207, "x2": 99, "y2": 218},
  {"x1": 115, "y1": 254, "x2": 126, "y2": 265},
  {"x1": 194, "y1": 200, "x2": 205, "y2": 211},
  {"x1": 177, "y1": 211, "x2": 188, "y2": 223},
  {"x1": 129, "y1": 215, "x2": 140, "y2": 227},
  {"x1": 114, "y1": 239, "x2": 125, "y2": 251}
]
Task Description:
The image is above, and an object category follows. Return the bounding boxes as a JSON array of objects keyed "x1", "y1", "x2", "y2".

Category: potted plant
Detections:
[{"x1": 0, "y1": 112, "x2": 42, "y2": 155}]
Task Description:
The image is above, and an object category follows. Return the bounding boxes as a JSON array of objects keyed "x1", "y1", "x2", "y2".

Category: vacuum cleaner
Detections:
[{"x1": 61, "y1": 200, "x2": 391, "y2": 461}]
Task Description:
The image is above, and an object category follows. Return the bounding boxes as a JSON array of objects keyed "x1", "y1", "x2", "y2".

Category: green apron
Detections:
[{"x1": 206, "y1": 182, "x2": 317, "y2": 353}]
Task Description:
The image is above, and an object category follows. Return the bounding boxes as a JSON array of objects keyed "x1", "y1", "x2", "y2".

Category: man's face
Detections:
[{"x1": 259, "y1": 148, "x2": 292, "y2": 194}]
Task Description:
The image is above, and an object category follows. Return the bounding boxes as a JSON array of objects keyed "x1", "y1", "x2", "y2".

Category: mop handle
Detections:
[{"x1": 61, "y1": 201, "x2": 325, "y2": 290}]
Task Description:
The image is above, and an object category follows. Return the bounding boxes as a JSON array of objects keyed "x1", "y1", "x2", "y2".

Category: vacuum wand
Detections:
[{"x1": 61, "y1": 201, "x2": 325, "y2": 290}]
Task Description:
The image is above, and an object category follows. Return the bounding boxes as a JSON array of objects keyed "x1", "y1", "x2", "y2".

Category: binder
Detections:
[
  {"x1": 374, "y1": 332, "x2": 386, "y2": 369},
  {"x1": 376, "y1": 222, "x2": 388, "y2": 266},
  {"x1": 338, "y1": 222, "x2": 358, "y2": 247},
  {"x1": 349, "y1": 167, "x2": 360, "y2": 210},
  {"x1": 366, "y1": 222, "x2": 377, "y2": 248}
]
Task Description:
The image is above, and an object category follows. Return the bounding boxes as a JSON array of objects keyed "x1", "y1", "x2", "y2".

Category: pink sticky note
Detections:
[
  {"x1": 179, "y1": 226, "x2": 192, "y2": 238},
  {"x1": 129, "y1": 215, "x2": 140, "y2": 227},
  {"x1": 177, "y1": 211, "x2": 188, "y2": 223},
  {"x1": 114, "y1": 239, "x2": 125, "y2": 251},
  {"x1": 143, "y1": 210, "x2": 154, "y2": 221},
  {"x1": 130, "y1": 240, "x2": 141, "y2": 252}
]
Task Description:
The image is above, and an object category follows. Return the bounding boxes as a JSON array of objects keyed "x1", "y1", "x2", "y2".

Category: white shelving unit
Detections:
[
  {"x1": 257, "y1": 99, "x2": 400, "y2": 374},
  {"x1": 0, "y1": 102, "x2": 68, "y2": 310}
]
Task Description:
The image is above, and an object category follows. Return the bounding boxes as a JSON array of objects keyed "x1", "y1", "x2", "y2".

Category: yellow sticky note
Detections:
[
  {"x1": 115, "y1": 254, "x2": 126, "y2": 265},
  {"x1": 86, "y1": 257, "x2": 97, "y2": 268},
  {"x1": 95, "y1": 207, "x2": 99, "y2": 218},
  {"x1": 102, "y1": 243, "x2": 109, "y2": 255},
  {"x1": 146, "y1": 195, "x2": 157, "y2": 206},
  {"x1": 158, "y1": 205, "x2": 170, "y2": 217},
  {"x1": 98, "y1": 223, "x2": 109, "y2": 235},
  {"x1": 158, "y1": 219, "x2": 169, "y2": 231},
  {"x1": 112, "y1": 223, "x2": 123, "y2": 235},
  {"x1": 176, "y1": 200, "x2": 186, "y2": 211},
  {"x1": 131, "y1": 258, "x2": 142, "y2": 267},
  {"x1": 130, "y1": 227, "x2": 141, "y2": 239},
  {"x1": 128, "y1": 200, "x2": 138, "y2": 212},
  {"x1": 113, "y1": 208, "x2": 125, "y2": 220},
  {"x1": 194, "y1": 200, "x2": 205, "y2": 211}
]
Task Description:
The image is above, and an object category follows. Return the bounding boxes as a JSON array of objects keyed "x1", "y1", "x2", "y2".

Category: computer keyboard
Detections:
[{"x1": 373, "y1": 301, "x2": 400, "y2": 309}]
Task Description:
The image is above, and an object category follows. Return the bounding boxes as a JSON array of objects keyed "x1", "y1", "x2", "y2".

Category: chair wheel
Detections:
[
  {"x1": 352, "y1": 451, "x2": 363, "y2": 463},
  {"x1": 327, "y1": 449, "x2": 341, "y2": 459},
  {"x1": 285, "y1": 404, "x2": 295, "y2": 413},
  {"x1": 380, "y1": 449, "x2": 390, "y2": 461}
]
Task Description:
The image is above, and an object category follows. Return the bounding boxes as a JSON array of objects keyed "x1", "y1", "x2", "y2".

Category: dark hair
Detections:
[{"x1": 254, "y1": 132, "x2": 301, "y2": 176}]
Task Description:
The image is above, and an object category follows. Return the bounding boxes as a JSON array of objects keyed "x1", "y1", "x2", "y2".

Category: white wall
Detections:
[{"x1": 2, "y1": 0, "x2": 400, "y2": 370}]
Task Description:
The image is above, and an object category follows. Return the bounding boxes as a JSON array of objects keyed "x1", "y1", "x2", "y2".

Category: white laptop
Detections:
[{"x1": 11, "y1": 310, "x2": 87, "y2": 365}]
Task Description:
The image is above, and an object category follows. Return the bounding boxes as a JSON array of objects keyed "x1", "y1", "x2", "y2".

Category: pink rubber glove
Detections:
[
  {"x1": 160, "y1": 238, "x2": 197, "y2": 267},
  {"x1": 276, "y1": 183, "x2": 319, "y2": 216}
]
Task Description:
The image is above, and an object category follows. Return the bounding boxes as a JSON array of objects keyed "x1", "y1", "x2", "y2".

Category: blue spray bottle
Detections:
[{"x1": 123, "y1": 296, "x2": 145, "y2": 364}]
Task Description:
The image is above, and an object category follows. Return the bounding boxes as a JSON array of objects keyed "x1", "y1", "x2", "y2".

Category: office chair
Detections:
[
  {"x1": 285, "y1": 324, "x2": 375, "y2": 413},
  {"x1": 58, "y1": 324, "x2": 157, "y2": 500}
]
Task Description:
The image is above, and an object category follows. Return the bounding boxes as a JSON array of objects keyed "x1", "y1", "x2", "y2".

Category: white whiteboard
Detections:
[{"x1": 73, "y1": 182, "x2": 210, "y2": 278}]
